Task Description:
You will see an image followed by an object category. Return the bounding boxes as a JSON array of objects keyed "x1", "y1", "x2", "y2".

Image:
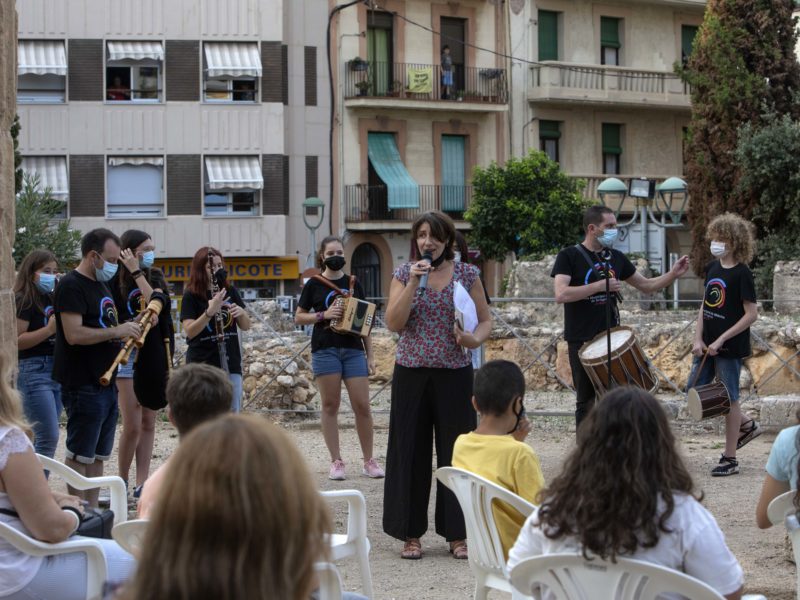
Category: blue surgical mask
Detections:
[
  {"x1": 36, "y1": 273, "x2": 56, "y2": 293},
  {"x1": 598, "y1": 228, "x2": 619, "y2": 248},
  {"x1": 94, "y1": 255, "x2": 118, "y2": 282},
  {"x1": 139, "y1": 251, "x2": 155, "y2": 269}
]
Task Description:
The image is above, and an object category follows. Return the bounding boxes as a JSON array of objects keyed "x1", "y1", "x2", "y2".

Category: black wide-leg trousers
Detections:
[{"x1": 382, "y1": 363, "x2": 476, "y2": 542}]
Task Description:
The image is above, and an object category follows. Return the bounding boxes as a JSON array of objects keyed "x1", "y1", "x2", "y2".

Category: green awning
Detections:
[
  {"x1": 367, "y1": 132, "x2": 419, "y2": 209},
  {"x1": 539, "y1": 120, "x2": 561, "y2": 139},
  {"x1": 600, "y1": 17, "x2": 621, "y2": 49},
  {"x1": 602, "y1": 123, "x2": 622, "y2": 155}
]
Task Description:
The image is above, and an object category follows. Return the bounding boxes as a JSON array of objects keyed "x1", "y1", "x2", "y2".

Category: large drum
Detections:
[
  {"x1": 687, "y1": 381, "x2": 731, "y2": 421},
  {"x1": 578, "y1": 326, "x2": 658, "y2": 395}
]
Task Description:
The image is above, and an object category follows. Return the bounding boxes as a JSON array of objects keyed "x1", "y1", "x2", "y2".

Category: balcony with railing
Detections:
[
  {"x1": 530, "y1": 63, "x2": 691, "y2": 110},
  {"x1": 343, "y1": 184, "x2": 473, "y2": 229},
  {"x1": 344, "y1": 60, "x2": 508, "y2": 112}
]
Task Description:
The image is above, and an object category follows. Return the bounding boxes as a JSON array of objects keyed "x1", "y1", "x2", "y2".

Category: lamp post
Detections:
[
  {"x1": 596, "y1": 176, "x2": 688, "y2": 273},
  {"x1": 302, "y1": 196, "x2": 326, "y2": 269}
]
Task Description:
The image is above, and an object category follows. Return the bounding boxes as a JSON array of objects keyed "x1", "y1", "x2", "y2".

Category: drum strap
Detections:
[
  {"x1": 574, "y1": 244, "x2": 621, "y2": 320},
  {"x1": 311, "y1": 275, "x2": 352, "y2": 298}
]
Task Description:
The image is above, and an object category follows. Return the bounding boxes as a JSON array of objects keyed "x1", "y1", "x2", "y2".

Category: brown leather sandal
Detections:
[
  {"x1": 401, "y1": 538, "x2": 423, "y2": 560},
  {"x1": 449, "y1": 539, "x2": 468, "y2": 560}
]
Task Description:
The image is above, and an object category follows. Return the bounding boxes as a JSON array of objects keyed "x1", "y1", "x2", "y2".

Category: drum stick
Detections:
[{"x1": 688, "y1": 351, "x2": 710, "y2": 390}]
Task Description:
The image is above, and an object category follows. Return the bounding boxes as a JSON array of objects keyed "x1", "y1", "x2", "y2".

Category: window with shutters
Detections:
[
  {"x1": 602, "y1": 123, "x2": 622, "y2": 175},
  {"x1": 107, "y1": 158, "x2": 165, "y2": 217},
  {"x1": 17, "y1": 40, "x2": 67, "y2": 103},
  {"x1": 105, "y1": 42, "x2": 163, "y2": 102},
  {"x1": 538, "y1": 11, "x2": 559, "y2": 61},
  {"x1": 441, "y1": 135, "x2": 467, "y2": 214},
  {"x1": 203, "y1": 156, "x2": 263, "y2": 216},
  {"x1": 600, "y1": 17, "x2": 621, "y2": 66},
  {"x1": 681, "y1": 25, "x2": 699, "y2": 67},
  {"x1": 203, "y1": 43, "x2": 261, "y2": 103},
  {"x1": 539, "y1": 121, "x2": 561, "y2": 164}
]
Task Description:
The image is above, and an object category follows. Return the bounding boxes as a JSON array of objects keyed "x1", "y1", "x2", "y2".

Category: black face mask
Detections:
[
  {"x1": 506, "y1": 397, "x2": 526, "y2": 435},
  {"x1": 324, "y1": 256, "x2": 346, "y2": 271},
  {"x1": 213, "y1": 268, "x2": 228, "y2": 286}
]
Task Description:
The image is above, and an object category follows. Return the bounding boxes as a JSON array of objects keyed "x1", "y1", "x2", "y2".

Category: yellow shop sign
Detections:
[{"x1": 156, "y1": 257, "x2": 300, "y2": 282}]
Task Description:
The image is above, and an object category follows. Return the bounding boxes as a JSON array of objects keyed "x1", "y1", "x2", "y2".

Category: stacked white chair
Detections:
[{"x1": 320, "y1": 489, "x2": 373, "y2": 598}]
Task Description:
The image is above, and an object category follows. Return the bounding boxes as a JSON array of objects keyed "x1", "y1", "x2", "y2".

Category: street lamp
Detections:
[{"x1": 302, "y1": 196, "x2": 326, "y2": 269}]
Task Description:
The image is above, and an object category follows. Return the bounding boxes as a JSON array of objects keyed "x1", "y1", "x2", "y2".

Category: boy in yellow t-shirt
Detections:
[{"x1": 453, "y1": 359, "x2": 545, "y2": 559}]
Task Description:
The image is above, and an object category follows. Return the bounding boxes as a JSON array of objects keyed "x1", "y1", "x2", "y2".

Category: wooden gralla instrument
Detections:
[
  {"x1": 312, "y1": 274, "x2": 376, "y2": 338},
  {"x1": 100, "y1": 294, "x2": 167, "y2": 386}
]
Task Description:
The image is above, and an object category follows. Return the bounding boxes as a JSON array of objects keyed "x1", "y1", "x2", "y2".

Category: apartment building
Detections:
[
  {"x1": 16, "y1": 0, "x2": 329, "y2": 299},
  {"x1": 331, "y1": 0, "x2": 510, "y2": 299}
]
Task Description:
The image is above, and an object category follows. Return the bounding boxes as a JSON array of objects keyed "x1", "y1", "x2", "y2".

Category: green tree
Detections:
[
  {"x1": 14, "y1": 173, "x2": 81, "y2": 268},
  {"x1": 465, "y1": 150, "x2": 589, "y2": 262},
  {"x1": 735, "y1": 113, "x2": 800, "y2": 296},
  {"x1": 11, "y1": 114, "x2": 22, "y2": 194},
  {"x1": 679, "y1": 0, "x2": 800, "y2": 275}
]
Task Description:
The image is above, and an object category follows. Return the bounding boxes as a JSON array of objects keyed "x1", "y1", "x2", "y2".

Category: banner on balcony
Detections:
[{"x1": 406, "y1": 66, "x2": 433, "y2": 94}]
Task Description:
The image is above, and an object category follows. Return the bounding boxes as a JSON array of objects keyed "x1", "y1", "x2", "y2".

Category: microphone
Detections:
[{"x1": 418, "y1": 253, "x2": 433, "y2": 290}]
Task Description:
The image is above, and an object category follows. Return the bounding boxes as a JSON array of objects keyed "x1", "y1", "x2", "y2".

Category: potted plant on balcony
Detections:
[
  {"x1": 455, "y1": 89, "x2": 464, "y2": 102},
  {"x1": 350, "y1": 57, "x2": 369, "y2": 71},
  {"x1": 354, "y1": 79, "x2": 371, "y2": 96},
  {"x1": 387, "y1": 80, "x2": 404, "y2": 98}
]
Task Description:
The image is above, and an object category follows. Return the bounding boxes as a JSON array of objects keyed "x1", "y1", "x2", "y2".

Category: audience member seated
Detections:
[
  {"x1": 755, "y1": 407, "x2": 800, "y2": 529},
  {"x1": 119, "y1": 414, "x2": 366, "y2": 600},
  {"x1": 136, "y1": 363, "x2": 231, "y2": 519},
  {"x1": 507, "y1": 387, "x2": 745, "y2": 600},
  {"x1": 452, "y1": 359, "x2": 544, "y2": 559},
  {"x1": 0, "y1": 351, "x2": 135, "y2": 599}
]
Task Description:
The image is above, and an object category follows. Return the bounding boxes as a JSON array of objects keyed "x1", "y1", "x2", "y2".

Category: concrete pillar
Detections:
[{"x1": 0, "y1": 1, "x2": 17, "y2": 360}]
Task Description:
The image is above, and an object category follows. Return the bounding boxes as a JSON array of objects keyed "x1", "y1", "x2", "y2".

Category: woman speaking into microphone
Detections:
[{"x1": 382, "y1": 211, "x2": 492, "y2": 560}]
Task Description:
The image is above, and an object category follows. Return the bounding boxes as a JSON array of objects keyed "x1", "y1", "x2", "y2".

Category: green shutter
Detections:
[
  {"x1": 538, "y1": 11, "x2": 559, "y2": 61},
  {"x1": 681, "y1": 25, "x2": 698, "y2": 61},
  {"x1": 600, "y1": 17, "x2": 621, "y2": 49},
  {"x1": 539, "y1": 120, "x2": 561, "y2": 140},
  {"x1": 441, "y1": 135, "x2": 466, "y2": 211},
  {"x1": 367, "y1": 27, "x2": 390, "y2": 95},
  {"x1": 602, "y1": 123, "x2": 622, "y2": 155}
]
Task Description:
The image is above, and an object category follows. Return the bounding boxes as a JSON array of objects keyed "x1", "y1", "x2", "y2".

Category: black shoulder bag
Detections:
[{"x1": 0, "y1": 506, "x2": 114, "y2": 539}]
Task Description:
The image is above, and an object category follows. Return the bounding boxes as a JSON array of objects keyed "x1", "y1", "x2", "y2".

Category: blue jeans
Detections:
[
  {"x1": 230, "y1": 373, "x2": 242, "y2": 413},
  {"x1": 687, "y1": 354, "x2": 743, "y2": 402},
  {"x1": 17, "y1": 356, "x2": 62, "y2": 458}
]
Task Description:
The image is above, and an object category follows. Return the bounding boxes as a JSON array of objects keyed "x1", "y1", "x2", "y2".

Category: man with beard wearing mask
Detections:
[
  {"x1": 54, "y1": 228, "x2": 143, "y2": 505},
  {"x1": 552, "y1": 206, "x2": 689, "y2": 428},
  {"x1": 295, "y1": 236, "x2": 384, "y2": 481}
]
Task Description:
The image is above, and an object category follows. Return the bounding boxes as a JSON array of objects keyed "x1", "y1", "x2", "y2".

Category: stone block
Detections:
[
  {"x1": 773, "y1": 261, "x2": 800, "y2": 316},
  {"x1": 759, "y1": 396, "x2": 800, "y2": 432}
]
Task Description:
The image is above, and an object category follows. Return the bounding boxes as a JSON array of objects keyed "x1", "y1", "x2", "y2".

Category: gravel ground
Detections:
[{"x1": 48, "y1": 389, "x2": 795, "y2": 599}]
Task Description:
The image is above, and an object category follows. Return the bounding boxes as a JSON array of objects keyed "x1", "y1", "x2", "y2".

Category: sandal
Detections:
[
  {"x1": 737, "y1": 419, "x2": 761, "y2": 450},
  {"x1": 401, "y1": 538, "x2": 423, "y2": 560},
  {"x1": 449, "y1": 540, "x2": 468, "y2": 560}
]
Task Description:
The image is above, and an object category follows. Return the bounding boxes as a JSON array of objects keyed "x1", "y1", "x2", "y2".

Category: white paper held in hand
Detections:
[{"x1": 453, "y1": 281, "x2": 478, "y2": 333}]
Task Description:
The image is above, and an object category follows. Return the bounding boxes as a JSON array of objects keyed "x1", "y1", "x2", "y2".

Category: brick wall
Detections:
[
  {"x1": 165, "y1": 40, "x2": 200, "y2": 102},
  {"x1": 167, "y1": 155, "x2": 201, "y2": 215},
  {"x1": 68, "y1": 40, "x2": 103, "y2": 101},
  {"x1": 69, "y1": 155, "x2": 105, "y2": 216}
]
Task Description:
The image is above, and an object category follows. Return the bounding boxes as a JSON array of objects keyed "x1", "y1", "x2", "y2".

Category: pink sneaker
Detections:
[
  {"x1": 362, "y1": 458, "x2": 385, "y2": 478},
  {"x1": 329, "y1": 459, "x2": 346, "y2": 481}
]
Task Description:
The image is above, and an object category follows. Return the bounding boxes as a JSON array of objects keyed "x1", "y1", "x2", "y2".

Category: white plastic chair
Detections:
[
  {"x1": 315, "y1": 561, "x2": 344, "y2": 600},
  {"x1": 0, "y1": 521, "x2": 108, "y2": 600},
  {"x1": 785, "y1": 514, "x2": 800, "y2": 599},
  {"x1": 320, "y1": 489, "x2": 373, "y2": 598},
  {"x1": 37, "y1": 454, "x2": 128, "y2": 525},
  {"x1": 111, "y1": 518, "x2": 148, "y2": 556},
  {"x1": 768, "y1": 490, "x2": 796, "y2": 526},
  {"x1": 510, "y1": 554, "x2": 767, "y2": 600},
  {"x1": 435, "y1": 466, "x2": 536, "y2": 600}
]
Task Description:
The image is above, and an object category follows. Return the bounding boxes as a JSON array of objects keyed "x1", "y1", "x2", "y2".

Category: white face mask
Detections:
[{"x1": 710, "y1": 241, "x2": 726, "y2": 258}]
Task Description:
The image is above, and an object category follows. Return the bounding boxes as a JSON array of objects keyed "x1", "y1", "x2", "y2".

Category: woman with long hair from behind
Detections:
[
  {"x1": 119, "y1": 414, "x2": 332, "y2": 600},
  {"x1": 508, "y1": 387, "x2": 745, "y2": 600},
  {"x1": 13, "y1": 249, "x2": 62, "y2": 459}
]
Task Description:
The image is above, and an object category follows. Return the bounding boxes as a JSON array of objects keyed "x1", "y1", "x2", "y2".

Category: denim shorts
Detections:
[
  {"x1": 116, "y1": 349, "x2": 136, "y2": 379},
  {"x1": 61, "y1": 384, "x2": 118, "y2": 464},
  {"x1": 312, "y1": 347, "x2": 368, "y2": 379},
  {"x1": 687, "y1": 354, "x2": 743, "y2": 402}
]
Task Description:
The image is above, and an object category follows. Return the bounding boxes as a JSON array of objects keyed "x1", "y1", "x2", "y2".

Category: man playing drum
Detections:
[
  {"x1": 552, "y1": 205, "x2": 690, "y2": 428},
  {"x1": 688, "y1": 213, "x2": 759, "y2": 477}
]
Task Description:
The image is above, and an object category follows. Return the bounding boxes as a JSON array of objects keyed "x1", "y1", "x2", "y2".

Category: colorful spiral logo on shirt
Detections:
[
  {"x1": 127, "y1": 288, "x2": 145, "y2": 317},
  {"x1": 584, "y1": 263, "x2": 617, "y2": 286},
  {"x1": 325, "y1": 289, "x2": 350, "y2": 308},
  {"x1": 43, "y1": 305, "x2": 54, "y2": 327},
  {"x1": 205, "y1": 300, "x2": 236, "y2": 333},
  {"x1": 98, "y1": 297, "x2": 119, "y2": 328},
  {"x1": 704, "y1": 278, "x2": 727, "y2": 309}
]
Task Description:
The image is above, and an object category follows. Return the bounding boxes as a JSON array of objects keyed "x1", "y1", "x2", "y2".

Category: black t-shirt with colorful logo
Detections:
[
  {"x1": 551, "y1": 244, "x2": 636, "y2": 343},
  {"x1": 16, "y1": 291, "x2": 56, "y2": 360},
  {"x1": 180, "y1": 286, "x2": 246, "y2": 375},
  {"x1": 298, "y1": 275, "x2": 366, "y2": 353},
  {"x1": 701, "y1": 260, "x2": 756, "y2": 358},
  {"x1": 53, "y1": 270, "x2": 120, "y2": 387}
]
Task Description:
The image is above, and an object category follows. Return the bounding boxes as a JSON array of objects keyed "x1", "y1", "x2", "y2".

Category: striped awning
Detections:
[
  {"x1": 205, "y1": 156, "x2": 263, "y2": 190},
  {"x1": 18, "y1": 40, "x2": 67, "y2": 76},
  {"x1": 204, "y1": 43, "x2": 262, "y2": 78},
  {"x1": 367, "y1": 132, "x2": 419, "y2": 209},
  {"x1": 108, "y1": 156, "x2": 164, "y2": 167},
  {"x1": 107, "y1": 41, "x2": 164, "y2": 62},
  {"x1": 21, "y1": 156, "x2": 68, "y2": 198}
]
